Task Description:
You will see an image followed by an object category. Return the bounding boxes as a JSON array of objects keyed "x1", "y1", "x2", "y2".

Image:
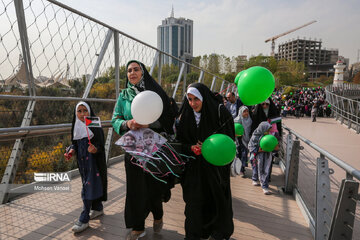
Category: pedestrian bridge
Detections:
[{"x1": 1, "y1": 0, "x2": 360, "y2": 239}]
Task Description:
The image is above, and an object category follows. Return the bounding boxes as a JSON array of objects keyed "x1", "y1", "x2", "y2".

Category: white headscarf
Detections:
[
  {"x1": 73, "y1": 101, "x2": 94, "y2": 140},
  {"x1": 187, "y1": 87, "x2": 203, "y2": 126},
  {"x1": 187, "y1": 87, "x2": 203, "y2": 102}
]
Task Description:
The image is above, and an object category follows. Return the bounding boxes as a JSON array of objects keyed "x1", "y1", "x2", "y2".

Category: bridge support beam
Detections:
[
  {"x1": 198, "y1": 70, "x2": 204, "y2": 83},
  {"x1": 0, "y1": 101, "x2": 36, "y2": 204},
  {"x1": 315, "y1": 155, "x2": 333, "y2": 240},
  {"x1": 172, "y1": 62, "x2": 185, "y2": 99},
  {"x1": 210, "y1": 76, "x2": 217, "y2": 91},
  {"x1": 328, "y1": 179, "x2": 359, "y2": 240},
  {"x1": 284, "y1": 138, "x2": 300, "y2": 193}
]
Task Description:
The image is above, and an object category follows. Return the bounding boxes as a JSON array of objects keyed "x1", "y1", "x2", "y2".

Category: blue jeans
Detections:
[{"x1": 79, "y1": 198, "x2": 103, "y2": 223}]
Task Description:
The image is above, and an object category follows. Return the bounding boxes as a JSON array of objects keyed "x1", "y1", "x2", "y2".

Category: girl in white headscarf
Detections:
[
  {"x1": 65, "y1": 101, "x2": 107, "y2": 233},
  {"x1": 234, "y1": 106, "x2": 252, "y2": 176}
]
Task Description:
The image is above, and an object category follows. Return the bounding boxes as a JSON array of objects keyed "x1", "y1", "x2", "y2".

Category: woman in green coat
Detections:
[{"x1": 112, "y1": 60, "x2": 175, "y2": 240}]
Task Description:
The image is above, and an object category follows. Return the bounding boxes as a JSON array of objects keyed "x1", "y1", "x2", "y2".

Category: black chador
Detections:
[{"x1": 177, "y1": 83, "x2": 235, "y2": 240}]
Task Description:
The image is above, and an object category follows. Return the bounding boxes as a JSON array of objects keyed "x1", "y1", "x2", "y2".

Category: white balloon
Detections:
[{"x1": 131, "y1": 90, "x2": 163, "y2": 125}]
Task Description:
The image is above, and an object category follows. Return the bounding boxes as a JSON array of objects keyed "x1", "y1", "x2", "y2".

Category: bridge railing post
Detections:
[
  {"x1": 0, "y1": 0, "x2": 37, "y2": 204},
  {"x1": 284, "y1": 137, "x2": 301, "y2": 193},
  {"x1": 328, "y1": 179, "x2": 359, "y2": 240},
  {"x1": 283, "y1": 133, "x2": 292, "y2": 189},
  {"x1": 315, "y1": 154, "x2": 333, "y2": 240}
]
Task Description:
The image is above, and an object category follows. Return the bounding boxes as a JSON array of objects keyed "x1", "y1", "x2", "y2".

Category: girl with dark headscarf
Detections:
[
  {"x1": 111, "y1": 60, "x2": 175, "y2": 240},
  {"x1": 177, "y1": 83, "x2": 235, "y2": 240},
  {"x1": 65, "y1": 101, "x2": 107, "y2": 233},
  {"x1": 251, "y1": 97, "x2": 282, "y2": 136}
]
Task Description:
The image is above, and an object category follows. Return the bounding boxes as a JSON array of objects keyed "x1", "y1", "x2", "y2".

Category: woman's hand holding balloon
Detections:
[{"x1": 127, "y1": 119, "x2": 149, "y2": 130}]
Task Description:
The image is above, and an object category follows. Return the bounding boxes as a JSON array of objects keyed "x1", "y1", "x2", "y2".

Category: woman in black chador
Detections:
[{"x1": 177, "y1": 83, "x2": 235, "y2": 240}]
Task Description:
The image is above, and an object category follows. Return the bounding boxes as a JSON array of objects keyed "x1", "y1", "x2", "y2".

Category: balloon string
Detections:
[
  {"x1": 156, "y1": 149, "x2": 181, "y2": 167},
  {"x1": 162, "y1": 143, "x2": 184, "y2": 165},
  {"x1": 211, "y1": 115, "x2": 235, "y2": 137},
  {"x1": 130, "y1": 156, "x2": 172, "y2": 179},
  {"x1": 130, "y1": 151, "x2": 181, "y2": 178},
  {"x1": 154, "y1": 152, "x2": 180, "y2": 178},
  {"x1": 216, "y1": 83, "x2": 236, "y2": 96}
]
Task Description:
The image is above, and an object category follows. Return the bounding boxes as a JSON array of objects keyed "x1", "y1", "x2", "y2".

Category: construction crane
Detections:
[{"x1": 265, "y1": 20, "x2": 317, "y2": 56}]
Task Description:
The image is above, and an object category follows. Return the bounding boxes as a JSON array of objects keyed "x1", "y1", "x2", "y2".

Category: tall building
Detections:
[{"x1": 157, "y1": 7, "x2": 193, "y2": 65}]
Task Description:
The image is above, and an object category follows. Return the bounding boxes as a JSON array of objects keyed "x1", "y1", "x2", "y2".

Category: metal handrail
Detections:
[
  {"x1": 283, "y1": 124, "x2": 360, "y2": 181},
  {"x1": 0, "y1": 121, "x2": 113, "y2": 141},
  {"x1": 0, "y1": 94, "x2": 116, "y2": 102}
]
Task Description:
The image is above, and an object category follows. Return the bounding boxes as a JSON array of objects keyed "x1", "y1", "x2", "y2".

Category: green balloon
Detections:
[
  {"x1": 234, "y1": 123, "x2": 244, "y2": 136},
  {"x1": 293, "y1": 100, "x2": 295, "y2": 103},
  {"x1": 237, "y1": 66, "x2": 275, "y2": 106},
  {"x1": 328, "y1": 104, "x2": 331, "y2": 107},
  {"x1": 202, "y1": 134, "x2": 236, "y2": 166},
  {"x1": 281, "y1": 106, "x2": 284, "y2": 109},
  {"x1": 290, "y1": 92, "x2": 293, "y2": 95},
  {"x1": 234, "y1": 70, "x2": 245, "y2": 85},
  {"x1": 260, "y1": 135, "x2": 278, "y2": 152}
]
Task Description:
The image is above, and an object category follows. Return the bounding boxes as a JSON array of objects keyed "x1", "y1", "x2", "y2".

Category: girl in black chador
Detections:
[
  {"x1": 65, "y1": 101, "x2": 107, "y2": 233},
  {"x1": 177, "y1": 83, "x2": 235, "y2": 240}
]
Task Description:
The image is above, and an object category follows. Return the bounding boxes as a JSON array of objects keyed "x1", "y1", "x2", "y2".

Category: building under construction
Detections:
[
  {"x1": 276, "y1": 38, "x2": 338, "y2": 66},
  {"x1": 275, "y1": 38, "x2": 339, "y2": 80}
]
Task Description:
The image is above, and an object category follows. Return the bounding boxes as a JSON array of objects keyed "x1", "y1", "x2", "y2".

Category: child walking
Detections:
[
  {"x1": 248, "y1": 121, "x2": 279, "y2": 195},
  {"x1": 234, "y1": 106, "x2": 252, "y2": 177},
  {"x1": 64, "y1": 101, "x2": 107, "y2": 233}
]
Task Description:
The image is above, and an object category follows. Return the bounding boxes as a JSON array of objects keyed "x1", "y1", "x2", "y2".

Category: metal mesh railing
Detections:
[
  {"x1": 0, "y1": 0, "x2": 22, "y2": 86},
  {"x1": 282, "y1": 126, "x2": 360, "y2": 239},
  {"x1": 326, "y1": 84, "x2": 360, "y2": 133}
]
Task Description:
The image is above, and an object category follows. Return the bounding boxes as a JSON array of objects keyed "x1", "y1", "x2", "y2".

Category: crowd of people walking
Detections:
[{"x1": 271, "y1": 87, "x2": 332, "y2": 120}]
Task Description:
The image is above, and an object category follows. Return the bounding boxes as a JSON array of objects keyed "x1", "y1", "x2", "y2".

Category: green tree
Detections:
[
  {"x1": 186, "y1": 72, "x2": 200, "y2": 84},
  {"x1": 208, "y1": 54, "x2": 220, "y2": 74},
  {"x1": 224, "y1": 72, "x2": 237, "y2": 83},
  {"x1": 192, "y1": 56, "x2": 201, "y2": 68},
  {"x1": 244, "y1": 55, "x2": 278, "y2": 73}
]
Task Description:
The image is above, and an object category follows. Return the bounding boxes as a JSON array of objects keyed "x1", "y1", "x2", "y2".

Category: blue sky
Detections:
[{"x1": 58, "y1": 0, "x2": 360, "y2": 63}]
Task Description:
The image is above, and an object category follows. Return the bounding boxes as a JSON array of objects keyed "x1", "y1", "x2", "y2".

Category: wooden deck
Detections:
[{"x1": 0, "y1": 161, "x2": 312, "y2": 240}]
